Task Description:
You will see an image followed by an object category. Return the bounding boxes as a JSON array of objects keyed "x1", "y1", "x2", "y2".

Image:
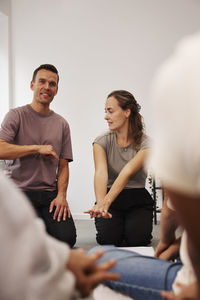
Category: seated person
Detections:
[
  {"x1": 85, "y1": 90, "x2": 153, "y2": 246},
  {"x1": 90, "y1": 197, "x2": 183, "y2": 300},
  {"x1": 90, "y1": 31, "x2": 200, "y2": 300},
  {"x1": 0, "y1": 171, "x2": 119, "y2": 300}
]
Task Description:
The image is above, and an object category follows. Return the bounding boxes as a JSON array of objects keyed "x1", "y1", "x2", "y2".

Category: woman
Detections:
[{"x1": 85, "y1": 90, "x2": 153, "y2": 246}]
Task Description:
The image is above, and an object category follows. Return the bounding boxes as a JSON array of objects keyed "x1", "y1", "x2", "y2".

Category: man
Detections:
[
  {"x1": 0, "y1": 171, "x2": 119, "y2": 300},
  {"x1": 0, "y1": 64, "x2": 76, "y2": 247}
]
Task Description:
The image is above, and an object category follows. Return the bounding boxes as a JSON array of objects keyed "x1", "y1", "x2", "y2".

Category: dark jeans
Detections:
[
  {"x1": 95, "y1": 188, "x2": 153, "y2": 247},
  {"x1": 24, "y1": 190, "x2": 77, "y2": 248}
]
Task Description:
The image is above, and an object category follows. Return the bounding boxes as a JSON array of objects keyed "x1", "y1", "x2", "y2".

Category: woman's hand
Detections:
[{"x1": 84, "y1": 199, "x2": 112, "y2": 219}]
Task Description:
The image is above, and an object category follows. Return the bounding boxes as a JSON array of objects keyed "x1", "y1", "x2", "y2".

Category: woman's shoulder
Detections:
[
  {"x1": 139, "y1": 133, "x2": 152, "y2": 149},
  {"x1": 93, "y1": 131, "x2": 115, "y2": 150},
  {"x1": 94, "y1": 131, "x2": 114, "y2": 143}
]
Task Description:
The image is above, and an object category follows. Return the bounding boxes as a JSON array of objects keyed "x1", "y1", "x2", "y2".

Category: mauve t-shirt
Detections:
[{"x1": 0, "y1": 105, "x2": 73, "y2": 191}]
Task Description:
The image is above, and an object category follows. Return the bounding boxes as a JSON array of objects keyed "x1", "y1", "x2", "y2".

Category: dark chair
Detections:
[{"x1": 152, "y1": 178, "x2": 164, "y2": 225}]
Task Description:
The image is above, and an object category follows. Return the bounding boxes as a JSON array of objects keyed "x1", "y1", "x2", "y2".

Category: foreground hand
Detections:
[
  {"x1": 155, "y1": 238, "x2": 180, "y2": 261},
  {"x1": 161, "y1": 282, "x2": 199, "y2": 300},
  {"x1": 84, "y1": 202, "x2": 112, "y2": 219},
  {"x1": 67, "y1": 248, "x2": 120, "y2": 297},
  {"x1": 49, "y1": 195, "x2": 71, "y2": 221},
  {"x1": 38, "y1": 145, "x2": 59, "y2": 160}
]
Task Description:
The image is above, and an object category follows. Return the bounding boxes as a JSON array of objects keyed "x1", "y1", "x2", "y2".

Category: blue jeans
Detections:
[{"x1": 89, "y1": 246, "x2": 182, "y2": 300}]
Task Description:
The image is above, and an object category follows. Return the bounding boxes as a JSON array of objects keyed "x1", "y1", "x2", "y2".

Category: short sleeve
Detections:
[
  {"x1": 93, "y1": 133, "x2": 108, "y2": 152},
  {"x1": 0, "y1": 109, "x2": 20, "y2": 143},
  {"x1": 60, "y1": 121, "x2": 73, "y2": 162},
  {"x1": 139, "y1": 134, "x2": 151, "y2": 150}
]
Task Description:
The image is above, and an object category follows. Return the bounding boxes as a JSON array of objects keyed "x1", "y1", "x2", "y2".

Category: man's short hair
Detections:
[{"x1": 32, "y1": 64, "x2": 59, "y2": 83}]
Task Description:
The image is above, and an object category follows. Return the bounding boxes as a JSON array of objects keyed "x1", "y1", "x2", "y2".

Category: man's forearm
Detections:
[
  {"x1": 0, "y1": 140, "x2": 41, "y2": 159},
  {"x1": 57, "y1": 159, "x2": 69, "y2": 197}
]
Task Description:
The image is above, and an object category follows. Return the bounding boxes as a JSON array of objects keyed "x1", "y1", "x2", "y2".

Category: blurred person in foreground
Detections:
[{"x1": 0, "y1": 171, "x2": 119, "y2": 300}]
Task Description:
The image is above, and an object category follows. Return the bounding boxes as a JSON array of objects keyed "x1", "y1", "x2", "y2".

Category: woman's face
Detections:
[{"x1": 104, "y1": 96, "x2": 130, "y2": 131}]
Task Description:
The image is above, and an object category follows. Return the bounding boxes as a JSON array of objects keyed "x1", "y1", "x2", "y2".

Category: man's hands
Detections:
[
  {"x1": 67, "y1": 248, "x2": 120, "y2": 297},
  {"x1": 37, "y1": 145, "x2": 59, "y2": 160},
  {"x1": 49, "y1": 195, "x2": 71, "y2": 222},
  {"x1": 84, "y1": 199, "x2": 112, "y2": 219},
  {"x1": 0, "y1": 139, "x2": 59, "y2": 160},
  {"x1": 161, "y1": 281, "x2": 200, "y2": 300}
]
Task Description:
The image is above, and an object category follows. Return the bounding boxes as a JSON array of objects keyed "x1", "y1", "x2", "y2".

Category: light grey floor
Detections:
[
  {"x1": 73, "y1": 219, "x2": 161, "y2": 300},
  {"x1": 74, "y1": 219, "x2": 160, "y2": 251}
]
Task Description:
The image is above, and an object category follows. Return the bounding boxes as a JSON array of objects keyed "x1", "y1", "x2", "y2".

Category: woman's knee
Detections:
[
  {"x1": 125, "y1": 233, "x2": 152, "y2": 246},
  {"x1": 95, "y1": 218, "x2": 123, "y2": 246},
  {"x1": 96, "y1": 232, "x2": 123, "y2": 246}
]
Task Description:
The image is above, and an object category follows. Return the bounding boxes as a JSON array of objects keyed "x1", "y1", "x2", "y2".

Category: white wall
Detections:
[
  {"x1": 10, "y1": 0, "x2": 200, "y2": 218},
  {"x1": 0, "y1": 0, "x2": 11, "y2": 123},
  {"x1": 0, "y1": 13, "x2": 9, "y2": 123},
  {"x1": 0, "y1": 0, "x2": 10, "y2": 15}
]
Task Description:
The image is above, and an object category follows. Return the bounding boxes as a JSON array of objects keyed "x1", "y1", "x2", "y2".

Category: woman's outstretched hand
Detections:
[{"x1": 84, "y1": 201, "x2": 112, "y2": 219}]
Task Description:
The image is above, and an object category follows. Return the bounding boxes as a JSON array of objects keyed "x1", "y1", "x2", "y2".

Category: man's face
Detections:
[{"x1": 30, "y1": 69, "x2": 58, "y2": 106}]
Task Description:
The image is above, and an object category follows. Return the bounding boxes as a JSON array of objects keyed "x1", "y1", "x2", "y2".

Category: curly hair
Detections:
[{"x1": 107, "y1": 90, "x2": 144, "y2": 148}]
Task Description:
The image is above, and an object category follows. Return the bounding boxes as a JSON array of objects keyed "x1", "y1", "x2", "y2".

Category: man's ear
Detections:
[
  {"x1": 55, "y1": 86, "x2": 58, "y2": 95},
  {"x1": 30, "y1": 80, "x2": 34, "y2": 91}
]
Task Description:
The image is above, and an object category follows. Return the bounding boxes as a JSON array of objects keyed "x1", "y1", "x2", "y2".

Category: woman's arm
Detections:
[
  {"x1": 105, "y1": 148, "x2": 149, "y2": 204},
  {"x1": 84, "y1": 143, "x2": 112, "y2": 218},
  {"x1": 93, "y1": 143, "x2": 108, "y2": 204},
  {"x1": 85, "y1": 148, "x2": 149, "y2": 218}
]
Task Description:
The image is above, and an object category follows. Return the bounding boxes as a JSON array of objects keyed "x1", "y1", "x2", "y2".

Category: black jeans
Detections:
[
  {"x1": 95, "y1": 188, "x2": 153, "y2": 247},
  {"x1": 24, "y1": 190, "x2": 77, "y2": 248}
]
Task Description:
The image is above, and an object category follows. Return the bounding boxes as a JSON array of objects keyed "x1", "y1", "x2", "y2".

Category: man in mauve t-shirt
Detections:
[{"x1": 0, "y1": 64, "x2": 76, "y2": 247}]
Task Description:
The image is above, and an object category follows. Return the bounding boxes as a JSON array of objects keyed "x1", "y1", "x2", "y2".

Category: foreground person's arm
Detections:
[{"x1": 0, "y1": 173, "x2": 119, "y2": 300}]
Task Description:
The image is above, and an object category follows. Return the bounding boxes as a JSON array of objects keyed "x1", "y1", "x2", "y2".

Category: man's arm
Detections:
[
  {"x1": 0, "y1": 139, "x2": 59, "y2": 160},
  {"x1": 49, "y1": 158, "x2": 71, "y2": 221}
]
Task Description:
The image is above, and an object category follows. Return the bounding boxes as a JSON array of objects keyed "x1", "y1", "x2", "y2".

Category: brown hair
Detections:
[
  {"x1": 32, "y1": 64, "x2": 59, "y2": 83},
  {"x1": 107, "y1": 90, "x2": 144, "y2": 148}
]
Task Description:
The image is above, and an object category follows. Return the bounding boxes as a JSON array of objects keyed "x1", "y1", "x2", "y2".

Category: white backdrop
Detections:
[{"x1": 2, "y1": 0, "x2": 200, "y2": 218}]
